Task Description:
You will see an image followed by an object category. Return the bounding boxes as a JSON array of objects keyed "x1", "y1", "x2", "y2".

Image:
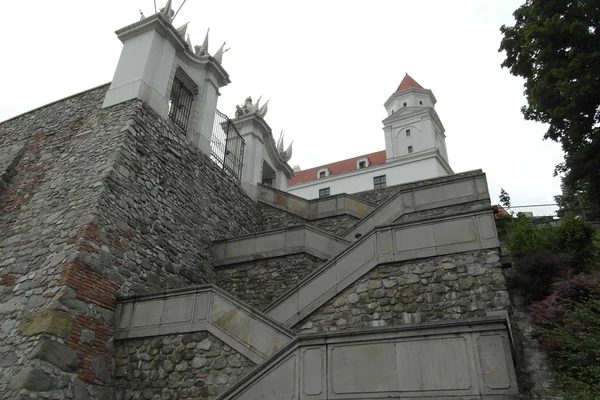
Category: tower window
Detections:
[
  {"x1": 358, "y1": 161, "x2": 366, "y2": 169},
  {"x1": 406, "y1": 129, "x2": 411, "y2": 137},
  {"x1": 408, "y1": 146, "x2": 413, "y2": 153},
  {"x1": 319, "y1": 171, "x2": 326, "y2": 178},
  {"x1": 168, "y1": 76, "x2": 194, "y2": 133},
  {"x1": 419, "y1": 101, "x2": 423, "y2": 105},
  {"x1": 403, "y1": 102, "x2": 407, "y2": 107},
  {"x1": 373, "y1": 175, "x2": 387, "y2": 189},
  {"x1": 319, "y1": 187, "x2": 330, "y2": 198}
]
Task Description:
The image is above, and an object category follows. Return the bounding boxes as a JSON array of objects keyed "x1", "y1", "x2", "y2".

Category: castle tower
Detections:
[
  {"x1": 102, "y1": 4, "x2": 230, "y2": 154},
  {"x1": 382, "y1": 74, "x2": 452, "y2": 175}
]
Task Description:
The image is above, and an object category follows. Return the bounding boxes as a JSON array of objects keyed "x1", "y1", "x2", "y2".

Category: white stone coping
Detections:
[
  {"x1": 258, "y1": 184, "x2": 378, "y2": 220},
  {"x1": 217, "y1": 313, "x2": 519, "y2": 400},
  {"x1": 342, "y1": 170, "x2": 490, "y2": 241},
  {"x1": 115, "y1": 285, "x2": 294, "y2": 364},
  {"x1": 212, "y1": 225, "x2": 350, "y2": 267},
  {"x1": 265, "y1": 206, "x2": 500, "y2": 328}
]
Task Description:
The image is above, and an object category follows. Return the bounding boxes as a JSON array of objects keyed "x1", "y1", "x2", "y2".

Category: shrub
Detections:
[
  {"x1": 530, "y1": 275, "x2": 600, "y2": 399},
  {"x1": 513, "y1": 251, "x2": 571, "y2": 301},
  {"x1": 507, "y1": 213, "x2": 552, "y2": 258},
  {"x1": 551, "y1": 213, "x2": 597, "y2": 270}
]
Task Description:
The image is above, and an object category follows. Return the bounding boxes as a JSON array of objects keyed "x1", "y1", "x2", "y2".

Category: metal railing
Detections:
[
  {"x1": 261, "y1": 178, "x2": 274, "y2": 187},
  {"x1": 168, "y1": 76, "x2": 194, "y2": 132},
  {"x1": 505, "y1": 204, "x2": 560, "y2": 218},
  {"x1": 210, "y1": 110, "x2": 245, "y2": 182}
]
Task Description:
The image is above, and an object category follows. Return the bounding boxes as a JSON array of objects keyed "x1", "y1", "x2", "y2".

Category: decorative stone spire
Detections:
[
  {"x1": 213, "y1": 41, "x2": 229, "y2": 64},
  {"x1": 276, "y1": 131, "x2": 293, "y2": 162},
  {"x1": 176, "y1": 22, "x2": 189, "y2": 38},
  {"x1": 258, "y1": 100, "x2": 269, "y2": 118},
  {"x1": 160, "y1": 0, "x2": 174, "y2": 23}
]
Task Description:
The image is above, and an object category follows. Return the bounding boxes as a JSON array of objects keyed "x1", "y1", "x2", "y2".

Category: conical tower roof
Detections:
[{"x1": 396, "y1": 74, "x2": 423, "y2": 92}]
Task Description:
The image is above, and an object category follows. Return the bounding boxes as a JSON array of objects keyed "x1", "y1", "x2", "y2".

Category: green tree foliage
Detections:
[
  {"x1": 499, "y1": 1, "x2": 600, "y2": 210},
  {"x1": 552, "y1": 213, "x2": 597, "y2": 267},
  {"x1": 499, "y1": 188, "x2": 512, "y2": 209}
]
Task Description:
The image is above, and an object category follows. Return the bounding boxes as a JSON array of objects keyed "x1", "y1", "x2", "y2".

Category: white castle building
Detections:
[{"x1": 286, "y1": 74, "x2": 454, "y2": 199}]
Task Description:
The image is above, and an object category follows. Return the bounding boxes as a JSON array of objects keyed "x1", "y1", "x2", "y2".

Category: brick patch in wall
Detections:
[{"x1": 58, "y1": 262, "x2": 119, "y2": 311}]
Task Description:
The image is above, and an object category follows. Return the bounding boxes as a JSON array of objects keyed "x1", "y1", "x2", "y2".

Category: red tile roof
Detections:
[
  {"x1": 396, "y1": 74, "x2": 423, "y2": 92},
  {"x1": 288, "y1": 150, "x2": 387, "y2": 186}
]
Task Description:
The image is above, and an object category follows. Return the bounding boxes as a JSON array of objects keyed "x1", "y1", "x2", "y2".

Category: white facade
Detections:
[
  {"x1": 102, "y1": 9, "x2": 230, "y2": 155},
  {"x1": 287, "y1": 76, "x2": 453, "y2": 199},
  {"x1": 288, "y1": 150, "x2": 449, "y2": 199}
]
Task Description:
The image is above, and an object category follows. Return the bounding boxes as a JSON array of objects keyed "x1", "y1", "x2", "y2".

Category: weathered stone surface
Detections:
[
  {"x1": 216, "y1": 253, "x2": 323, "y2": 310},
  {"x1": 29, "y1": 340, "x2": 80, "y2": 372},
  {"x1": 115, "y1": 332, "x2": 255, "y2": 400},
  {"x1": 259, "y1": 203, "x2": 359, "y2": 237},
  {"x1": 295, "y1": 250, "x2": 508, "y2": 333},
  {"x1": 8, "y1": 366, "x2": 54, "y2": 391},
  {"x1": 19, "y1": 310, "x2": 73, "y2": 337}
]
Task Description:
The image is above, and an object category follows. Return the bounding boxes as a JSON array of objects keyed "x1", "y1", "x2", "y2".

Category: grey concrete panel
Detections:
[
  {"x1": 477, "y1": 334, "x2": 512, "y2": 391},
  {"x1": 478, "y1": 214, "x2": 497, "y2": 240},
  {"x1": 413, "y1": 185, "x2": 444, "y2": 206},
  {"x1": 433, "y1": 218, "x2": 477, "y2": 246},
  {"x1": 255, "y1": 232, "x2": 285, "y2": 253},
  {"x1": 289, "y1": 196, "x2": 309, "y2": 216},
  {"x1": 258, "y1": 185, "x2": 275, "y2": 203},
  {"x1": 224, "y1": 238, "x2": 255, "y2": 259},
  {"x1": 238, "y1": 354, "x2": 298, "y2": 400},
  {"x1": 443, "y1": 180, "x2": 476, "y2": 200},
  {"x1": 402, "y1": 192, "x2": 414, "y2": 209},
  {"x1": 316, "y1": 198, "x2": 336, "y2": 214},
  {"x1": 194, "y1": 293, "x2": 209, "y2": 320},
  {"x1": 211, "y1": 295, "x2": 253, "y2": 344},
  {"x1": 475, "y1": 176, "x2": 489, "y2": 196},
  {"x1": 301, "y1": 347, "x2": 325, "y2": 397},
  {"x1": 218, "y1": 316, "x2": 519, "y2": 400},
  {"x1": 161, "y1": 295, "x2": 194, "y2": 324},
  {"x1": 395, "y1": 337, "x2": 472, "y2": 392},
  {"x1": 214, "y1": 226, "x2": 349, "y2": 266},
  {"x1": 374, "y1": 196, "x2": 404, "y2": 226},
  {"x1": 116, "y1": 286, "x2": 293, "y2": 363},
  {"x1": 117, "y1": 303, "x2": 134, "y2": 330},
  {"x1": 132, "y1": 299, "x2": 163, "y2": 327},
  {"x1": 394, "y1": 225, "x2": 435, "y2": 252},
  {"x1": 285, "y1": 228, "x2": 305, "y2": 249},
  {"x1": 330, "y1": 343, "x2": 398, "y2": 394},
  {"x1": 213, "y1": 242, "x2": 226, "y2": 262}
]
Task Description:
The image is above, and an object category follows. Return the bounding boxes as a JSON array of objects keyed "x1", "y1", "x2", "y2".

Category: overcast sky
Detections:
[{"x1": 0, "y1": 0, "x2": 564, "y2": 205}]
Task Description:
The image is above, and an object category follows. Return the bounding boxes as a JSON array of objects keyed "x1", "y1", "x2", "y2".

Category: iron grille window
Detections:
[
  {"x1": 408, "y1": 145, "x2": 413, "y2": 153},
  {"x1": 319, "y1": 187, "x2": 330, "y2": 198},
  {"x1": 168, "y1": 76, "x2": 194, "y2": 132},
  {"x1": 210, "y1": 110, "x2": 245, "y2": 182},
  {"x1": 373, "y1": 175, "x2": 387, "y2": 189}
]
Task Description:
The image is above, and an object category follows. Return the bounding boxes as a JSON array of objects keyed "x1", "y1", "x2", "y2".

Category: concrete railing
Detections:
[
  {"x1": 342, "y1": 169, "x2": 490, "y2": 241},
  {"x1": 115, "y1": 285, "x2": 294, "y2": 364},
  {"x1": 217, "y1": 314, "x2": 519, "y2": 400},
  {"x1": 265, "y1": 207, "x2": 500, "y2": 328},
  {"x1": 212, "y1": 225, "x2": 350, "y2": 266},
  {"x1": 257, "y1": 183, "x2": 377, "y2": 220}
]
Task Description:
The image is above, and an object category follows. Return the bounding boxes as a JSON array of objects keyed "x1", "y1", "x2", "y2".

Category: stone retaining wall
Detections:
[
  {"x1": 216, "y1": 254, "x2": 324, "y2": 310},
  {"x1": 259, "y1": 203, "x2": 359, "y2": 236},
  {"x1": 115, "y1": 332, "x2": 255, "y2": 400},
  {"x1": 295, "y1": 249, "x2": 509, "y2": 333}
]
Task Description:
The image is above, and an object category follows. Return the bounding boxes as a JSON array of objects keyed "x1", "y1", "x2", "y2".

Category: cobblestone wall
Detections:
[
  {"x1": 259, "y1": 203, "x2": 359, "y2": 237},
  {"x1": 0, "y1": 87, "x2": 261, "y2": 399},
  {"x1": 295, "y1": 249, "x2": 509, "y2": 333},
  {"x1": 216, "y1": 254, "x2": 324, "y2": 310},
  {"x1": 115, "y1": 332, "x2": 255, "y2": 400}
]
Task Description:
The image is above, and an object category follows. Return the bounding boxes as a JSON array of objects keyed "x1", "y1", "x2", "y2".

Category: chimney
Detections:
[{"x1": 102, "y1": 1, "x2": 230, "y2": 154}]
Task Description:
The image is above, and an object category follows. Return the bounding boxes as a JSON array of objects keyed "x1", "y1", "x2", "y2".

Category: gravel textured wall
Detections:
[
  {"x1": 0, "y1": 86, "x2": 261, "y2": 399},
  {"x1": 259, "y1": 202, "x2": 359, "y2": 236},
  {"x1": 216, "y1": 253, "x2": 324, "y2": 310},
  {"x1": 115, "y1": 332, "x2": 255, "y2": 400},
  {"x1": 295, "y1": 249, "x2": 509, "y2": 333}
]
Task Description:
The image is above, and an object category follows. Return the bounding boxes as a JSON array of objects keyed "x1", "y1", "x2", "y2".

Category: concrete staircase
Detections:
[{"x1": 115, "y1": 170, "x2": 520, "y2": 399}]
